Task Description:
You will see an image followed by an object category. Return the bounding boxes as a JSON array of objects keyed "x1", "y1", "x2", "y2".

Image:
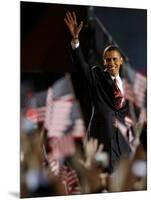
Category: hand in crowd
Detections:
[{"x1": 80, "y1": 138, "x2": 104, "y2": 169}]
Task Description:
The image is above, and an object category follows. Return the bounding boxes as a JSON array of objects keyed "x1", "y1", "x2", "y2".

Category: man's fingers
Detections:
[
  {"x1": 65, "y1": 12, "x2": 72, "y2": 24},
  {"x1": 78, "y1": 21, "x2": 83, "y2": 32},
  {"x1": 68, "y1": 11, "x2": 74, "y2": 24},
  {"x1": 64, "y1": 18, "x2": 73, "y2": 34},
  {"x1": 73, "y1": 11, "x2": 77, "y2": 24},
  {"x1": 93, "y1": 138, "x2": 98, "y2": 150},
  {"x1": 64, "y1": 12, "x2": 83, "y2": 37},
  {"x1": 97, "y1": 143, "x2": 104, "y2": 153}
]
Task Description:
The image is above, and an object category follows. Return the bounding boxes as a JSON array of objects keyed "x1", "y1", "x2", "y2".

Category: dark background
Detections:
[
  {"x1": 21, "y1": 1, "x2": 147, "y2": 74},
  {"x1": 21, "y1": 2, "x2": 87, "y2": 73}
]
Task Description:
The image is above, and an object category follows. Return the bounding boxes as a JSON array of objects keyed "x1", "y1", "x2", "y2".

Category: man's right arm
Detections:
[{"x1": 64, "y1": 11, "x2": 93, "y2": 84}]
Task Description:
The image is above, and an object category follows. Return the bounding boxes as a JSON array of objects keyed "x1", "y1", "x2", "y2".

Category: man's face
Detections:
[{"x1": 103, "y1": 50, "x2": 123, "y2": 77}]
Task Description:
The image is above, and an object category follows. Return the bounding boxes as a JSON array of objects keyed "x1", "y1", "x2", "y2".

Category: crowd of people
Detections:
[
  {"x1": 20, "y1": 74, "x2": 147, "y2": 198},
  {"x1": 20, "y1": 121, "x2": 147, "y2": 198}
]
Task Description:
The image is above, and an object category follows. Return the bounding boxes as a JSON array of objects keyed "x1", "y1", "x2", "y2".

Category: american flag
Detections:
[
  {"x1": 44, "y1": 80, "x2": 86, "y2": 138},
  {"x1": 47, "y1": 159, "x2": 60, "y2": 176},
  {"x1": 25, "y1": 75, "x2": 86, "y2": 138},
  {"x1": 46, "y1": 159, "x2": 81, "y2": 194},
  {"x1": 124, "y1": 72, "x2": 147, "y2": 108},
  {"x1": 138, "y1": 108, "x2": 147, "y2": 125},
  {"x1": 24, "y1": 75, "x2": 86, "y2": 192},
  {"x1": 124, "y1": 79, "x2": 135, "y2": 102},
  {"x1": 45, "y1": 93, "x2": 74, "y2": 137},
  {"x1": 25, "y1": 93, "x2": 85, "y2": 138},
  {"x1": 133, "y1": 72, "x2": 146, "y2": 108},
  {"x1": 116, "y1": 118, "x2": 134, "y2": 144},
  {"x1": 59, "y1": 165, "x2": 81, "y2": 195},
  {"x1": 47, "y1": 135, "x2": 76, "y2": 160},
  {"x1": 44, "y1": 157, "x2": 81, "y2": 195},
  {"x1": 25, "y1": 106, "x2": 46, "y2": 123},
  {"x1": 71, "y1": 119, "x2": 85, "y2": 138}
]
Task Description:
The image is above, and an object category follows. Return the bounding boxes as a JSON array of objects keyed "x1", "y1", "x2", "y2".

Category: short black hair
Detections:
[{"x1": 103, "y1": 45, "x2": 123, "y2": 59}]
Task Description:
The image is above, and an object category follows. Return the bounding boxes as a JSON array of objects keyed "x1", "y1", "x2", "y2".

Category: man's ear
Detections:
[
  {"x1": 103, "y1": 59, "x2": 106, "y2": 66},
  {"x1": 120, "y1": 57, "x2": 123, "y2": 64}
]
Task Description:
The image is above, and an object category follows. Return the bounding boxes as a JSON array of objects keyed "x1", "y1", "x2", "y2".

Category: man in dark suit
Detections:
[{"x1": 64, "y1": 11, "x2": 131, "y2": 173}]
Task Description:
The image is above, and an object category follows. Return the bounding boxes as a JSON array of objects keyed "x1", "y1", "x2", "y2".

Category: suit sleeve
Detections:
[{"x1": 71, "y1": 46, "x2": 94, "y2": 87}]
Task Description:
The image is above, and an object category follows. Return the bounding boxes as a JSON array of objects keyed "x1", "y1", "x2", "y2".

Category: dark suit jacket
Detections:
[{"x1": 72, "y1": 46, "x2": 131, "y2": 173}]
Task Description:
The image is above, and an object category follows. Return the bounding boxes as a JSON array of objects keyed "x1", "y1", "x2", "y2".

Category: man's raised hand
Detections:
[{"x1": 64, "y1": 11, "x2": 83, "y2": 39}]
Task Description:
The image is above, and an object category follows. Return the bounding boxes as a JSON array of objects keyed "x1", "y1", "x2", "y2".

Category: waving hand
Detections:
[{"x1": 64, "y1": 11, "x2": 83, "y2": 39}]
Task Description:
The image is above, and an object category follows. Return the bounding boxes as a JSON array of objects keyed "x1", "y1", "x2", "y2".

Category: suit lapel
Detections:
[{"x1": 104, "y1": 71, "x2": 114, "y2": 93}]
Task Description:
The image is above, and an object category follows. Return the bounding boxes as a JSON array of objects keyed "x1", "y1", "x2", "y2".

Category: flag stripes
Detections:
[
  {"x1": 124, "y1": 72, "x2": 146, "y2": 108},
  {"x1": 25, "y1": 107, "x2": 46, "y2": 123},
  {"x1": 59, "y1": 165, "x2": 81, "y2": 195},
  {"x1": 47, "y1": 135, "x2": 76, "y2": 160}
]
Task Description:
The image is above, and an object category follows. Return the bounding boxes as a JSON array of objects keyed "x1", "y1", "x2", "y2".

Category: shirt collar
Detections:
[{"x1": 110, "y1": 74, "x2": 120, "y2": 81}]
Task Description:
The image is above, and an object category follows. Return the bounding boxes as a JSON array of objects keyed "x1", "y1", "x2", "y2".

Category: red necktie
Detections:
[{"x1": 113, "y1": 78, "x2": 123, "y2": 109}]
